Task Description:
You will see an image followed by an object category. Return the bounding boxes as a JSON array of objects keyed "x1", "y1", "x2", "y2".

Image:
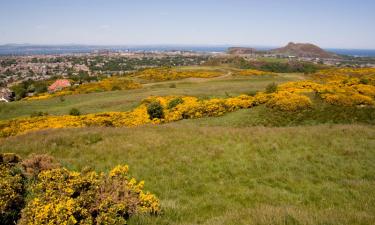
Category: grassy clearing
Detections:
[{"x1": 1, "y1": 117, "x2": 374, "y2": 224}]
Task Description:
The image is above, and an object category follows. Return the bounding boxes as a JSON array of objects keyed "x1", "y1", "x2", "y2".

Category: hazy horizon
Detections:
[{"x1": 1, "y1": 0, "x2": 374, "y2": 49}]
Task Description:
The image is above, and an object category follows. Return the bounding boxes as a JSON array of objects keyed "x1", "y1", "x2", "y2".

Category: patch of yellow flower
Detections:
[
  {"x1": 313, "y1": 67, "x2": 375, "y2": 83},
  {"x1": 266, "y1": 91, "x2": 312, "y2": 111},
  {"x1": 279, "y1": 68, "x2": 375, "y2": 106},
  {"x1": 135, "y1": 67, "x2": 223, "y2": 81},
  {"x1": 235, "y1": 69, "x2": 276, "y2": 76},
  {"x1": 0, "y1": 163, "x2": 24, "y2": 220},
  {"x1": 17, "y1": 165, "x2": 160, "y2": 225},
  {"x1": 25, "y1": 77, "x2": 142, "y2": 100},
  {"x1": 278, "y1": 80, "x2": 322, "y2": 93}
]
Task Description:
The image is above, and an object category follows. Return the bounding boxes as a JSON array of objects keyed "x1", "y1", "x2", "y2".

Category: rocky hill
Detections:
[{"x1": 270, "y1": 42, "x2": 338, "y2": 58}]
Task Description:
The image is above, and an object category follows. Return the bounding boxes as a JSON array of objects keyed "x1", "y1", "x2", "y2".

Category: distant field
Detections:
[{"x1": 0, "y1": 73, "x2": 304, "y2": 120}]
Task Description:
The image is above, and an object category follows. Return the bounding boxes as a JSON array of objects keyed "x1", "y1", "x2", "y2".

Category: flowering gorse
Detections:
[
  {"x1": 279, "y1": 68, "x2": 375, "y2": 106},
  {"x1": 135, "y1": 67, "x2": 223, "y2": 81},
  {"x1": 235, "y1": 69, "x2": 276, "y2": 76},
  {"x1": 0, "y1": 153, "x2": 161, "y2": 225}
]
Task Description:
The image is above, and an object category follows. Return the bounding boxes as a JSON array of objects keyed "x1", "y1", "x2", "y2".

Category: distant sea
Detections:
[{"x1": 1, "y1": 45, "x2": 375, "y2": 57}]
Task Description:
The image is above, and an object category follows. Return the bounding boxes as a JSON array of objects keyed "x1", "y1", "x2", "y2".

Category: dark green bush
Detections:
[
  {"x1": 147, "y1": 101, "x2": 164, "y2": 119},
  {"x1": 69, "y1": 108, "x2": 81, "y2": 116}
]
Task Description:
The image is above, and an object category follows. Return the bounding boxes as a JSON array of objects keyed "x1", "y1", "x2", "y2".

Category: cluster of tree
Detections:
[
  {"x1": 10, "y1": 79, "x2": 50, "y2": 100},
  {"x1": 0, "y1": 58, "x2": 17, "y2": 67}
]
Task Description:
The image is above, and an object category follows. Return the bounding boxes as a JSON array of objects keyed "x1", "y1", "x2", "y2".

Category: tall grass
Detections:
[{"x1": 1, "y1": 119, "x2": 374, "y2": 224}]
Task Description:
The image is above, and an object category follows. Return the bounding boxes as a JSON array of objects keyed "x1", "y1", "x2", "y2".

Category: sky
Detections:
[{"x1": 0, "y1": 0, "x2": 374, "y2": 49}]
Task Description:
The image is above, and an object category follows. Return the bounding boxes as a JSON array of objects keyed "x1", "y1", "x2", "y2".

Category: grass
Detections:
[{"x1": 1, "y1": 115, "x2": 374, "y2": 224}]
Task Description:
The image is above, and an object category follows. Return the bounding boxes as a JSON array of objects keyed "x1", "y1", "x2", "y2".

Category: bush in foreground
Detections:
[{"x1": 0, "y1": 153, "x2": 160, "y2": 225}]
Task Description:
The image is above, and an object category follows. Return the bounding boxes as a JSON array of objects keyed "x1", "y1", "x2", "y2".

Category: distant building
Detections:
[
  {"x1": 48, "y1": 79, "x2": 71, "y2": 92},
  {"x1": 0, "y1": 88, "x2": 15, "y2": 102}
]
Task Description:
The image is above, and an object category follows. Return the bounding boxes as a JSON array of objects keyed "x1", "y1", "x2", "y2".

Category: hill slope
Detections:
[{"x1": 271, "y1": 42, "x2": 338, "y2": 58}]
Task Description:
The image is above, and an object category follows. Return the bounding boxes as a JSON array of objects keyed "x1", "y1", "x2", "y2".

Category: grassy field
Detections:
[
  {"x1": 1, "y1": 115, "x2": 374, "y2": 224},
  {"x1": 1, "y1": 69, "x2": 374, "y2": 224},
  {"x1": 0, "y1": 72, "x2": 304, "y2": 120}
]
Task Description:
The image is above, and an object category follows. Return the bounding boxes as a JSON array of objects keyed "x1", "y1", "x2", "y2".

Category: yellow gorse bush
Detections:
[
  {"x1": 313, "y1": 68, "x2": 375, "y2": 82},
  {"x1": 18, "y1": 165, "x2": 160, "y2": 225},
  {"x1": 266, "y1": 91, "x2": 312, "y2": 111},
  {"x1": 0, "y1": 153, "x2": 160, "y2": 224},
  {"x1": 320, "y1": 93, "x2": 374, "y2": 107},
  {"x1": 135, "y1": 67, "x2": 223, "y2": 81},
  {"x1": 278, "y1": 68, "x2": 375, "y2": 106},
  {"x1": 235, "y1": 69, "x2": 276, "y2": 76},
  {"x1": 25, "y1": 77, "x2": 142, "y2": 100},
  {"x1": 0, "y1": 154, "x2": 25, "y2": 224}
]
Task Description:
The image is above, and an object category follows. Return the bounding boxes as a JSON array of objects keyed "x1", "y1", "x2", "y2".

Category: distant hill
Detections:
[
  {"x1": 270, "y1": 42, "x2": 339, "y2": 58},
  {"x1": 227, "y1": 47, "x2": 257, "y2": 55}
]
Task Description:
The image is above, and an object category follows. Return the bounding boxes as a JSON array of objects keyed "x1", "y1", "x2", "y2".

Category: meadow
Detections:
[{"x1": 1, "y1": 66, "x2": 375, "y2": 224}]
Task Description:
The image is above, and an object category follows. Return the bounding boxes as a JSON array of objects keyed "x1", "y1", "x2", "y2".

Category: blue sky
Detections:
[{"x1": 0, "y1": 0, "x2": 374, "y2": 49}]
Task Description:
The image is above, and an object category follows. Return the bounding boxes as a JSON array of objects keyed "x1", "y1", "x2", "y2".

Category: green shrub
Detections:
[
  {"x1": 69, "y1": 108, "x2": 81, "y2": 116},
  {"x1": 168, "y1": 97, "x2": 184, "y2": 109},
  {"x1": 147, "y1": 101, "x2": 164, "y2": 119},
  {"x1": 265, "y1": 82, "x2": 278, "y2": 93},
  {"x1": 360, "y1": 78, "x2": 369, "y2": 84}
]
